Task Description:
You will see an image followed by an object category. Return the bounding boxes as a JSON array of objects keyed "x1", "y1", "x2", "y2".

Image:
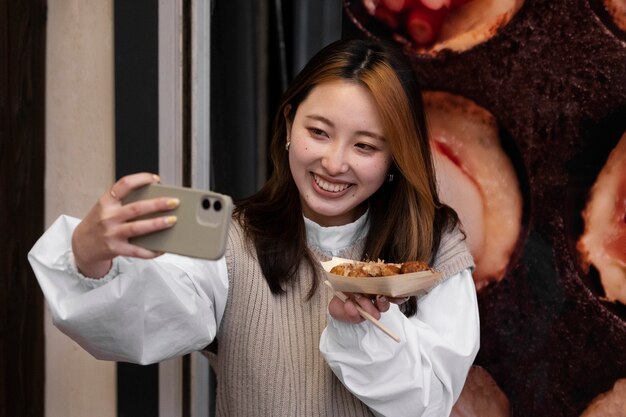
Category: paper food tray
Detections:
[{"x1": 321, "y1": 257, "x2": 443, "y2": 298}]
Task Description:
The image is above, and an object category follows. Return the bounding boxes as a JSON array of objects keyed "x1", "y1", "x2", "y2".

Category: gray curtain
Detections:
[
  {"x1": 292, "y1": 0, "x2": 342, "y2": 74},
  {"x1": 210, "y1": 0, "x2": 342, "y2": 200}
]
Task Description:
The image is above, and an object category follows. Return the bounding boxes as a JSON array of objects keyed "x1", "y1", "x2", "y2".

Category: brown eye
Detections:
[
  {"x1": 355, "y1": 142, "x2": 376, "y2": 151},
  {"x1": 308, "y1": 127, "x2": 327, "y2": 137}
]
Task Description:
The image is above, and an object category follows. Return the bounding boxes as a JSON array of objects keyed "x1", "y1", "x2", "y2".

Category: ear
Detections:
[{"x1": 283, "y1": 104, "x2": 293, "y2": 137}]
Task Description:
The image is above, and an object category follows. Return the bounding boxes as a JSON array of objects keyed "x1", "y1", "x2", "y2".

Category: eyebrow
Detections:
[{"x1": 305, "y1": 114, "x2": 385, "y2": 141}]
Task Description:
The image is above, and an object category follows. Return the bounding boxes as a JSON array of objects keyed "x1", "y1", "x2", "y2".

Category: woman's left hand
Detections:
[{"x1": 328, "y1": 294, "x2": 409, "y2": 324}]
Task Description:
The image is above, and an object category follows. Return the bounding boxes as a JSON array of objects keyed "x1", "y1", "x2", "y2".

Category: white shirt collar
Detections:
[{"x1": 304, "y1": 211, "x2": 369, "y2": 255}]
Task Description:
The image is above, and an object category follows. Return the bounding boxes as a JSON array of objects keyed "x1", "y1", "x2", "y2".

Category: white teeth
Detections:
[{"x1": 313, "y1": 174, "x2": 350, "y2": 193}]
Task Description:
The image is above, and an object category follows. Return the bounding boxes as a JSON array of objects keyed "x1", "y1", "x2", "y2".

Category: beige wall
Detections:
[{"x1": 45, "y1": 0, "x2": 116, "y2": 415}]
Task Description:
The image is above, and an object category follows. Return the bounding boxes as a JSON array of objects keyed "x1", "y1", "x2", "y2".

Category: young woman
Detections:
[{"x1": 29, "y1": 38, "x2": 479, "y2": 416}]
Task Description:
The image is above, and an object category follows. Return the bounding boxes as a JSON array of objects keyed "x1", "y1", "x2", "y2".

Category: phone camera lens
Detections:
[
  {"x1": 202, "y1": 198, "x2": 211, "y2": 210},
  {"x1": 213, "y1": 200, "x2": 222, "y2": 211}
]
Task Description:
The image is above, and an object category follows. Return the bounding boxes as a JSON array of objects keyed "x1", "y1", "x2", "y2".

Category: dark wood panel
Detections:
[
  {"x1": 0, "y1": 1, "x2": 46, "y2": 416},
  {"x1": 114, "y1": 1, "x2": 160, "y2": 416}
]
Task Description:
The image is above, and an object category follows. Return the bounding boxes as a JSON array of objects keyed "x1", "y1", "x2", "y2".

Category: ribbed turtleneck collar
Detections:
[{"x1": 304, "y1": 212, "x2": 369, "y2": 256}]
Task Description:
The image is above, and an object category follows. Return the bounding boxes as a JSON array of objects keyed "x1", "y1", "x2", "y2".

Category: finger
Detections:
[
  {"x1": 388, "y1": 296, "x2": 411, "y2": 305},
  {"x1": 328, "y1": 297, "x2": 364, "y2": 324},
  {"x1": 374, "y1": 295, "x2": 391, "y2": 312},
  {"x1": 116, "y1": 196, "x2": 180, "y2": 222},
  {"x1": 115, "y1": 215, "x2": 178, "y2": 240},
  {"x1": 114, "y1": 241, "x2": 167, "y2": 259},
  {"x1": 351, "y1": 293, "x2": 382, "y2": 320},
  {"x1": 109, "y1": 172, "x2": 161, "y2": 203},
  {"x1": 343, "y1": 299, "x2": 366, "y2": 323}
]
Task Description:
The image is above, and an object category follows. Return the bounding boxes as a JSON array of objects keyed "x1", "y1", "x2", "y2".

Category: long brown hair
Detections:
[{"x1": 235, "y1": 38, "x2": 459, "y2": 315}]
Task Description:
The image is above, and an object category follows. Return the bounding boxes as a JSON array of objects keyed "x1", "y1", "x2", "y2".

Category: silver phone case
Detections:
[{"x1": 122, "y1": 183, "x2": 233, "y2": 260}]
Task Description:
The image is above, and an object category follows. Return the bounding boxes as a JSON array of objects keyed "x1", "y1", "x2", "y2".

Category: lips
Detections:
[{"x1": 312, "y1": 173, "x2": 352, "y2": 193}]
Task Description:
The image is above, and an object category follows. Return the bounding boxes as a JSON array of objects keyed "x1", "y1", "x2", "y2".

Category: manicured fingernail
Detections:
[
  {"x1": 377, "y1": 295, "x2": 387, "y2": 303},
  {"x1": 168, "y1": 198, "x2": 180, "y2": 208},
  {"x1": 165, "y1": 216, "x2": 177, "y2": 225},
  {"x1": 153, "y1": 174, "x2": 161, "y2": 183}
]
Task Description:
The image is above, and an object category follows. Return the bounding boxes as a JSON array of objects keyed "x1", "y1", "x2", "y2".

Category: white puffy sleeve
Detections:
[
  {"x1": 319, "y1": 269, "x2": 479, "y2": 417},
  {"x1": 28, "y1": 215, "x2": 229, "y2": 365}
]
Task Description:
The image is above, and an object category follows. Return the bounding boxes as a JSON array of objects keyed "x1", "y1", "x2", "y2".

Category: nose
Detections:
[{"x1": 321, "y1": 142, "x2": 349, "y2": 175}]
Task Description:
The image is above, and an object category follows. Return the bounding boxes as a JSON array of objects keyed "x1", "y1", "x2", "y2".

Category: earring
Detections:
[
  {"x1": 387, "y1": 173, "x2": 394, "y2": 183},
  {"x1": 285, "y1": 141, "x2": 291, "y2": 151}
]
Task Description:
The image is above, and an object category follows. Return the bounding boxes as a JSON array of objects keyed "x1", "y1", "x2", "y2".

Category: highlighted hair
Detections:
[{"x1": 236, "y1": 38, "x2": 458, "y2": 314}]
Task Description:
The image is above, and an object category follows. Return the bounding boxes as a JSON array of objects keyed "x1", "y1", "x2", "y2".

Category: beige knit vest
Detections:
[{"x1": 208, "y1": 220, "x2": 474, "y2": 417}]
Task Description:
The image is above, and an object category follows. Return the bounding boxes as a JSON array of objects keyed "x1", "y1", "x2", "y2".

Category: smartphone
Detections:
[{"x1": 122, "y1": 183, "x2": 233, "y2": 260}]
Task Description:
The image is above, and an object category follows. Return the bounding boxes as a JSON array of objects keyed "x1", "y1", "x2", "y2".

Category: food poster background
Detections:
[{"x1": 342, "y1": 0, "x2": 626, "y2": 416}]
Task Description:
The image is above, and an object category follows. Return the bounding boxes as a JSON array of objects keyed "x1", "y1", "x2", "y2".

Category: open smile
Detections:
[{"x1": 312, "y1": 173, "x2": 353, "y2": 193}]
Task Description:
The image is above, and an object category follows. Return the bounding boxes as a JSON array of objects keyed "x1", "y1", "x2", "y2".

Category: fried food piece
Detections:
[
  {"x1": 330, "y1": 260, "x2": 430, "y2": 277},
  {"x1": 329, "y1": 264, "x2": 351, "y2": 276},
  {"x1": 400, "y1": 260, "x2": 431, "y2": 274},
  {"x1": 361, "y1": 262, "x2": 402, "y2": 277}
]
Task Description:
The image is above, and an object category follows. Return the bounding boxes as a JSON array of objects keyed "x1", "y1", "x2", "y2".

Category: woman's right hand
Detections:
[{"x1": 71, "y1": 172, "x2": 179, "y2": 278}]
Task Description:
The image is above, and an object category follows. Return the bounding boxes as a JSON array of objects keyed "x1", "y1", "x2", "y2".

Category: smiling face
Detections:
[{"x1": 286, "y1": 79, "x2": 392, "y2": 227}]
